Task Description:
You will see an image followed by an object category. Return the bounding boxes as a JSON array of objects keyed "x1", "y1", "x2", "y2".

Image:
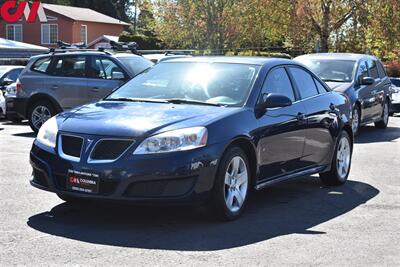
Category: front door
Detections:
[
  {"x1": 257, "y1": 67, "x2": 307, "y2": 180},
  {"x1": 86, "y1": 56, "x2": 127, "y2": 103},
  {"x1": 356, "y1": 60, "x2": 376, "y2": 122}
]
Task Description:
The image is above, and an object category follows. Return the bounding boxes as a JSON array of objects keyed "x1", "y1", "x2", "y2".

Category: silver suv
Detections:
[{"x1": 13, "y1": 50, "x2": 153, "y2": 132}]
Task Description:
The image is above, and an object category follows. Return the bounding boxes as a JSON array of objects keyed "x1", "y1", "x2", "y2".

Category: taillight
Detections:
[{"x1": 16, "y1": 80, "x2": 22, "y2": 91}]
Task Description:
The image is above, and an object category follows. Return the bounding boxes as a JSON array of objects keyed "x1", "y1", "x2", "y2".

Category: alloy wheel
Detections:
[
  {"x1": 336, "y1": 136, "x2": 351, "y2": 180},
  {"x1": 224, "y1": 156, "x2": 249, "y2": 213},
  {"x1": 31, "y1": 105, "x2": 51, "y2": 130}
]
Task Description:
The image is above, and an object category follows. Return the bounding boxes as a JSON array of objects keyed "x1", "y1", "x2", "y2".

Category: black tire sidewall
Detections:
[{"x1": 211, "y1": 146, "x2": 251, "y2": 221}]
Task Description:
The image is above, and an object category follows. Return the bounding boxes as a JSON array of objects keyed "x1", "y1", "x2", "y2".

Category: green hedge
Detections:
[{"x1": 225, "y1": 50, "x2": 292, "y2": 59}]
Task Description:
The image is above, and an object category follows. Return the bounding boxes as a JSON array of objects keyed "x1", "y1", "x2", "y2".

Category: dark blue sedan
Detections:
[{"x1": 30, "y1": 57, "x2": 353, "y2": 220}]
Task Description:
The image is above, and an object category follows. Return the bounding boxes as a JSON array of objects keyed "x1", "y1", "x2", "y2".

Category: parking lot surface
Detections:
[{"x1": 1, "y1": 117, "x2": 399, "y2": 266}]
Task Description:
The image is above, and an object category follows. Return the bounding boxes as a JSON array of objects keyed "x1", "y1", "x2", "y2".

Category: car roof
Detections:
[
  {"x1": 31, "y1": 51, "x2": 143, "y2": 59},
  {"x1": 160, "y1": 56, "x2": 294, "y2": 66},
  {"x1": 0, "y1": 65, "x2": 25, "y2": 70},
  {"x1": 295, "y1": 53, "x2": 378, "y2": 61}
]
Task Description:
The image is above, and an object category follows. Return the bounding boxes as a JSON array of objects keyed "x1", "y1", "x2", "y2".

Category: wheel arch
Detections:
[
  {"x1": 26, "y1": 94, "x2": 62, "y2": 117},
  {"x1": 221, "y1": 136, "x2": 258, "y2": 188}
]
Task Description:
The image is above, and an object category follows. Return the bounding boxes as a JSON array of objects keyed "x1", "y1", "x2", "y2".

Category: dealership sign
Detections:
[{"x1": 1, "y1": 1, "x2": 47, "y2": 23}]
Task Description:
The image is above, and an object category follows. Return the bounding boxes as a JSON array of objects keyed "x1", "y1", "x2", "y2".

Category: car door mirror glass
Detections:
[
  {"x1": 112, "y1": 71, "x2": 125, "y2": 80},
  {"x1": 361, "y1": 77, "x2": 374, "y2": 86},
  {"x1": 259, "y1": 93, "x2": 292, "y2": 109}
]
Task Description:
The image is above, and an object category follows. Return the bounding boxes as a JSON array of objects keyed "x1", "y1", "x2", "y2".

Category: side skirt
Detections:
[{"x1": 255, "y1": 165, "x2": 327, "y2": 191}]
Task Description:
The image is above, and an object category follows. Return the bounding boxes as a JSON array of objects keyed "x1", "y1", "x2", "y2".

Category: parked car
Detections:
[
  {"x1": 295, "y1": 53, "x2": 392, "y2": 135},
  {"x1": 0, "y1": 66, "x2": 24, "y2": 93},
  {"x1": 30, "y1": 57, "x2": 353, "y2": 221},
  {"x1": 13, "y1": 50, "x2": 154, "y2": 132},
  {"x1": 389, "y1": 77, "x2": 400, "y2": 115},
  {"x1": 4, "y1": 82, "x2": 25, "y2": 122},
  {"x1": 0, "y1": 89, "x2": 5, "y2": 118}
]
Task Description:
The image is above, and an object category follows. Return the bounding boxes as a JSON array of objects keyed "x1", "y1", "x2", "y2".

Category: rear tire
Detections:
[
  {"x1": 28, "y1": 100, "x2": 56, "y2": 133},
  {"x1": 375, "y1": 101, "x2": 389, "y2": 129},
  {"x1": 320, "y1": 131, "x2": 352, "y2": 186},
  {"x1": 208, "y1": 146, "x2": 251, "y2": 221}
]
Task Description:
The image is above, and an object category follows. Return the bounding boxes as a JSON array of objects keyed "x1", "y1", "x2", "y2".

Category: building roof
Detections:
[
  {"x1": 87, "y1": 35, "x2": 119, "y2": 47},
  {"x1": 43, "y1": 4, "x2": 130, "y2": 26}
]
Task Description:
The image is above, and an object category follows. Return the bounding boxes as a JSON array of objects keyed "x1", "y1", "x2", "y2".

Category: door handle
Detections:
[
  {"x1": 51, "y1": 85, "x2": 58, "y2": 90},
  {"x1": 297, "y1": 112, "x2": 306, "y2": 121},
  {"x1": 91, "y1": 87, "x2": 100, "y2": 92}
]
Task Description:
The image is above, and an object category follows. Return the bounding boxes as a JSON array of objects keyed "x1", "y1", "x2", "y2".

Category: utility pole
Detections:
[{"x1": 133, "y1": 1, "x2": 138, "y2": 33}]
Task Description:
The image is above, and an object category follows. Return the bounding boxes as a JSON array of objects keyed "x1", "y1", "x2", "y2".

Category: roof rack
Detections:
[
  {"x1": 47, "y1": 41, "x2": 111, "y2": 55},
  {"x1": 109, "y1": 41, "x2": 141, "y2": 56}
]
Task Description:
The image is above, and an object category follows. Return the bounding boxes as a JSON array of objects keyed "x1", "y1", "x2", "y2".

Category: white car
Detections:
[
  {"x1": 390, "y1": 78, "x2": 400, "y2": 115},
  {"x1": 0, "y1": 89, "x2": 5, "y2": 118}
]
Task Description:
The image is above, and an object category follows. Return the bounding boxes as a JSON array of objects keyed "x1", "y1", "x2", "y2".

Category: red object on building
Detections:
[{"x1": 0, "y1": 4, "x2": 129, "y2": 48}]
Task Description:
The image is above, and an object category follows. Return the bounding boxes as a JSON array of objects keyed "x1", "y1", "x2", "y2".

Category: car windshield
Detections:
[
  {"x1": 107, "y1": 62, "x2": 259, "y2": 107},
  {"x1": 118, "y1": 57, "x2": 154, "y2": 76},
  {"x1": 0, "y1": 67, "x2": 9, "y2": 78},
  {"x1": 300, "y1": 59, "x2": 356, "y2": 83}
]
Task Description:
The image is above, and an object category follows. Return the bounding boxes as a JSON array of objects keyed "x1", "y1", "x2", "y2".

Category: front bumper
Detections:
[{"x1": 30, "y1": 141, "x2": 224, "y2": 204}]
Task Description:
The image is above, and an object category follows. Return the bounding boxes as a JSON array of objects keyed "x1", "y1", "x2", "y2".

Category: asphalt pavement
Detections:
[{"x1": 0, "y1": 117, "x2": 399, "y2": 266}]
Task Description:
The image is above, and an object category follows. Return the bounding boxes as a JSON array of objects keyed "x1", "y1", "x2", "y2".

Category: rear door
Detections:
[
  {"x1": 355, "y1": 60, "x2": 375, "y2": 122},
  {"x1": 257, "y1": 67, "x2": 307, "y2": 179},
  {"x1": 46, "y1": 55, "x2": 89, "y2": 109},
  {"x1": 86, "y1": 56, "x2": 127, "y2": 103},
  {"x1": 288, "y1": 66, "x2": 336, "y2": 168}
]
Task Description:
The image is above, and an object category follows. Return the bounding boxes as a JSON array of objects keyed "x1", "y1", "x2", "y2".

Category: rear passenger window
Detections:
[
  {"x1": 262, "y1": 67, "x2": 295, "y2": 102},
  {"x1": 367, "y1": 60, "x2": 379, "y2": 79},
  {"x1": 32, "y1": 57, "x2": 51, "y2": 73},
  {"x1": 52, "y1": 56, "x2": 86, "y2": 77},
  {"x1": 289, "y1": 67, "x2": 319, "y2": 99},
  {"x1": 314, "y1": 78, "x2": 329, "y2": 94}
]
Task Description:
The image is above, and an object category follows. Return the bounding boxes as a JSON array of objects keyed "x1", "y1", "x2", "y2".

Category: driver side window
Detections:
[{"x1": 262, "y1": 67, "x2": 295, "y2": 102}]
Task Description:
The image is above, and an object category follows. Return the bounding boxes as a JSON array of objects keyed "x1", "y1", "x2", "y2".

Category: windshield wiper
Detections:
[
  {"x1": 105, "y1": 97, "x2": 168, "y2": 104},
  {"x1": 322, "y1": 79, "x2": 347, "y2": 83},
  {"x1": 165, "y1": 98, "x2": 224, "y2": 107}
]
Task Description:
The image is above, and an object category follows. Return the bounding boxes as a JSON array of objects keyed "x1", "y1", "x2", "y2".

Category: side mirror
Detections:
[
  {"x1": 112, "y1": 71, "x2": 125, "y2": 80},
  {"x1": 1, "y1": 78, "x2": 14, "y2": 87},
  {"x1": 258, "y1": 93, "x2": 293, "y2": 110},
  {"x1": 360, "y1": 77, "x2": 375, "y2": 86}
]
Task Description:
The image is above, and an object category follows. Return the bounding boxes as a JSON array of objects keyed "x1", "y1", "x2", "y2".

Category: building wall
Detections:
[{"x1": 0, "y1": 10, "x2": 126, "y2": 48}]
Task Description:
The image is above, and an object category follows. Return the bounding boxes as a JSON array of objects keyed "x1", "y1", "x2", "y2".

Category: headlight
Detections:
[
  {"x1": 36, "y1": 116, "x2": 58, "y2": 148},
  {"x1": 134, "y1": 127, "x2": 208, "y2": 154}
]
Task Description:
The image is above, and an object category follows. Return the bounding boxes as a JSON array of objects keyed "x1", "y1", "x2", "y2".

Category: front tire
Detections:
[
  {"x1": 352, "y1": 106, "x2": 360, "y2": 136},
  {"x1": 320, "y1": 131, "x2": 352, "y2": 186},
  {"x1": 375, "y1": 101, "x2": 389, "y2": 129},
  {"x1": 28, "y1": 100, "x2": 56, "y2": 133},
  {"x1": 209, "y1": 146, "x2": 250, "y2": 221}
]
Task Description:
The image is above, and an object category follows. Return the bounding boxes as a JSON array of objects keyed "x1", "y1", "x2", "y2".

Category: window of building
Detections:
[
  {"x1": 6, "y1": 24, "x2": 23, "y2": 42},
  {"x1": 41, "y1": 24, "x2": 58, "y2": 44},
  {"x1": 80, "y1": 25, "x2": 87, "y2": 44}
]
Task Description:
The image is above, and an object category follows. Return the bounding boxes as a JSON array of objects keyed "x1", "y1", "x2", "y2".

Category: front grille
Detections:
[
  {"x1": 90, "y1": 139, "x2": 133, "y2": 161},
  {"x1": 60, "y1": 135, "x2": 83, "y2": 159}
]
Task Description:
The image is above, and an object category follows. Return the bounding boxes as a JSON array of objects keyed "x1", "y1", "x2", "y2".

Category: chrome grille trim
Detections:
[
  {"x1": 58, "y1": 134, "x2": 84, "y2": 163},
  {"x1": 88, "y1": 138, "x2": 136, "y2": 164}
]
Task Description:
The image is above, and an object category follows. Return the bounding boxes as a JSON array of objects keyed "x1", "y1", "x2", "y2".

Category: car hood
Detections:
[
  {"x1": 326, "y1": 82, "x2": 352, "y2": 93},
  {"x1": 58, "y1": 101, "x2": 240, "y2": 137}
]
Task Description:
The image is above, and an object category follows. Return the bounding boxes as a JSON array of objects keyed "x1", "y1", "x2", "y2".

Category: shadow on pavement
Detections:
[
  {"x1": 356, "y1": 125, "x2": 400, "y2": 144},
  {"x1": 27, "y1": 177, "x2": 379, "y2": 251},
  {"x1": 13, "y1": 132, "x2": 36, "y2": 138}
]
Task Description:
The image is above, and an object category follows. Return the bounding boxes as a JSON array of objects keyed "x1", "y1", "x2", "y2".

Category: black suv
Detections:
[
  {"x1": 296, "y1": 53, "x2": 392, "y2": 135},
  {"x1": 13, "y1": 50, "x2": 153, "y2": 132}
]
